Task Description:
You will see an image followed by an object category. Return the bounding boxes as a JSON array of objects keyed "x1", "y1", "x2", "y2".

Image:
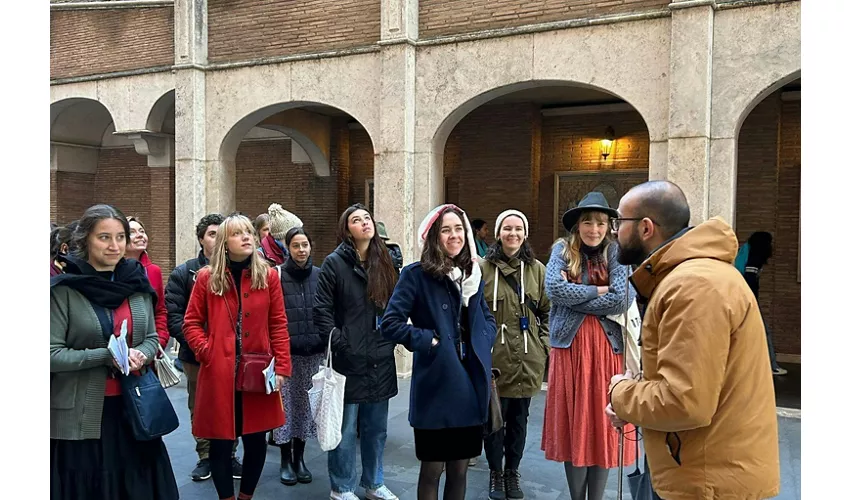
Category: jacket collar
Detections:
[{"x1": 630, "y1": 218, "x2": 737, "y2": 300}]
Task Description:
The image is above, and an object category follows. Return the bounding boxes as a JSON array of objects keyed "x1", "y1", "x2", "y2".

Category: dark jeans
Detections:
[
  {"x1": 762, "y1": 315, "x2": 781, "y2": 371},
  {"x1": 483, "y1": 397, "x2": 531, "y2": 471}
]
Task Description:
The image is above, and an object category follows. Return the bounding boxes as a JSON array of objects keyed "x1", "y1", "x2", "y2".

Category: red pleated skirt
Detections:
[{"x1": 541, "y1": 315, "x2": 636, "y2": 468}]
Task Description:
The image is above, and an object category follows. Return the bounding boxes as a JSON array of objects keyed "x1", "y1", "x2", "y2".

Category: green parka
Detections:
[{"x1": 479, "y1": 255, "x2": 550, "y2": 398}]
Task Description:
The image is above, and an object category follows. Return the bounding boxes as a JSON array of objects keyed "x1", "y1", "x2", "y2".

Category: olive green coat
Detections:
[{"x1": 479, "y1": 256, "x2": 550, "y2": 398}]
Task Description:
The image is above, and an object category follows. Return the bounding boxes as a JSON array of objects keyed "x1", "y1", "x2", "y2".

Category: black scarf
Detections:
[
  {"x1": 50, "y1": 254, "x2": 157, "y2": 310},
  {"x1": 283, "y1": 255, "x2": 314, "y2": 282}
]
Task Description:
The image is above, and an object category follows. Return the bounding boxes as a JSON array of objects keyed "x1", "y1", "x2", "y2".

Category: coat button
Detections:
[
  {"x1": 243, "y1": 293, "x2": 249, "y2": 298},
  {"x1": 245, "y1": 312, "x2": 251, "y2": 317},
  {"x1": 244, "y1": 332, "x2": 249, "y2": 337},
  {"x1": 442, "y1": 304, "x2": 448, "y2": 310},
  {"x1": 373, "y1": 364, "x2": 378, "y2": 368}
]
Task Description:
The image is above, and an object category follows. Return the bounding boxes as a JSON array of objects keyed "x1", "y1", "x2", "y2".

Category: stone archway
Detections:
[{"x1": 436, "y1": 82, "x2": 652, "y2": 258}]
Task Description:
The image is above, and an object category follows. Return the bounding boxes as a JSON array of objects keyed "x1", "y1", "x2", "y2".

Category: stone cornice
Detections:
[{"x1": 51, "y1": 1, "x2": 173, "y2": 11}]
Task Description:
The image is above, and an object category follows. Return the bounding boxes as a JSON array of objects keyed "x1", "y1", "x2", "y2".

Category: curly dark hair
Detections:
[
  {"x1": 420, "y1": 207, "x2": 474, "y2": 278},
  {"x1": 196, "y1": 213, "x2": 225, "y2": 242}
]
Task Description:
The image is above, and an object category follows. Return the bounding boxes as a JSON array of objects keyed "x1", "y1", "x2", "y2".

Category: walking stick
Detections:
[{"x1": 616, "y1": 267, "x2": 632, "y2": 500}]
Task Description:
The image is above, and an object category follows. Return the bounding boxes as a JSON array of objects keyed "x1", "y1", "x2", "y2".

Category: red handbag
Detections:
[{"x1": 236, "y1": 352, "x2": 273, "y2": 393}]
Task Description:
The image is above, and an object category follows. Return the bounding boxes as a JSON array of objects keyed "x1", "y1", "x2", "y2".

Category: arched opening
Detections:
[
  {"x1": 438, "y1": 83, "x2": 651, "y2": 259},
  {"x1": 735, "y1": 77, "x2": 801, "y2": 369},
  {"x1": 224, "y1": 103, "x2": 376, "y2": 264},
  {"x1": 50, "y1": 95, "x2": 177, "y2": 273}
]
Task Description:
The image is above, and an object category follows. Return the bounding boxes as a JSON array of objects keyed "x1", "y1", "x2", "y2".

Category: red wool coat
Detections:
[
  {"x1": 183, "y1": 266, "x2": 292, "y2": 440},
  {"x1": 139, "y1": 251, "x2": 169, "y2": 348}
]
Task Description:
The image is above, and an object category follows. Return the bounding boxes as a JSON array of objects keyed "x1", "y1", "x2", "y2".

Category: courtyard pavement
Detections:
[{"x1": 163, "y1": 376, "x2": 801, "y2": 500}]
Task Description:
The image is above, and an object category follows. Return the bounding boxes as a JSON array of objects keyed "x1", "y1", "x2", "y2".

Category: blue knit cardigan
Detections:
[{"x1": 544, "y1": 240, "x2": 633, "y2": 353}]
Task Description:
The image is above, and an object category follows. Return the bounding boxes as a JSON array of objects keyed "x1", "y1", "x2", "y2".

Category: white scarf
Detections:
[{"x1": 417, "y1": 204, "x2": 482, "y2": 306}]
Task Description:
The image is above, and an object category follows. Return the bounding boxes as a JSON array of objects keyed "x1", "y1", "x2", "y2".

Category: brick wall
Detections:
[
  {"x1": 419, "y1": 0, "x2": 669, "y2": 38},
  {"x1": 735, "y1": 94, "x2": 801, "y2": 356},
  {"x1": 207, "y1": 0, "x2": 381, "y2": 63},
  {"x1": 50, "y1": 7, "x2": 174, "y2": 79},
  {"x1": 53, "y1": 171, "x2": 97, "y2": 225},
  {"x1": 540, "y1": 110, "x2": 650, "y2": 252},
  {"x1": 445, "y1": 103, "x2": 650, "y2": 260},
  {"x1": 444, "y1": 103, "x2": 538, "y2": 254},
  {"x1": 348, "y1": 128, "x2": 375, "y2": 212}
]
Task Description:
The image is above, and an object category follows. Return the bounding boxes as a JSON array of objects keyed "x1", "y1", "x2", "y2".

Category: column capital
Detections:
[{"x1": 113, "y1": 131, "x2": 175, "y2": 167}]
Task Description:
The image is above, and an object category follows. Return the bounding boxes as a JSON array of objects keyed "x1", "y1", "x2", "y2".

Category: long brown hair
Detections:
[
  {"x1": 420, "y1": 207, "x2": 474, "y2": 278},
  {"x1": 337, "y1": 204, "x2": 397, "y2": 307},
  {"x1": 556, "y1": 210, "x2": 612, "y2": 279},
  {"x1": 208, "y1": 214, "x2": 270, "y2": 295}
]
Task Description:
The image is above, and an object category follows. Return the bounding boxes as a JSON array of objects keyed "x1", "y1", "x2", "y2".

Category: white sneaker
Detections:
[
  {"x1": 365, "y1": 485, "x2": 398, "y2": 500},
  {"x1": 330, "y1": 491, "x2": 360, "y2": 500},
  {"x1": 773, "y1": 367, "x2": 788, "y2": 376}
]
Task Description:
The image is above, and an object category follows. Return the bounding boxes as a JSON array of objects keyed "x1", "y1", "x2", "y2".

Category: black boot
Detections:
[
  {"x1": 489, "y1": 470, "x2": 506, "y2": 500},
  {"x1": 279, "y1": 442, "x2": 297, "y2": 486},
  {"x1": 504, "y1": 469, "x2": 524, "y2": 499},
  {"x1": 292, "y1": 438, "x2": 312, "y2": 484}
]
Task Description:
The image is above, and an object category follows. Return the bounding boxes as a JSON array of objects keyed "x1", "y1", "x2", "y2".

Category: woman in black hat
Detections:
[{"x1": 541, "y1": 192, "x2": 635, "y2": 500}]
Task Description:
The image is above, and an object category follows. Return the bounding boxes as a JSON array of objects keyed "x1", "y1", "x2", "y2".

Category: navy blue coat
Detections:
[{"x1": 381, "y1": 262, "x2": 497, "y2": 430}]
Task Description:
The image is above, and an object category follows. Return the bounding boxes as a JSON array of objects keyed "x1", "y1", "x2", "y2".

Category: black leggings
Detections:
[
  {"x1": 210, "y1": 433, "x2": 266, "y2": 499},
  {"x1": 209, "y1": 392, "x2": 268, "y2": 499},
  {"x1": 417, "y1": 460, "x2": 469, "y2": 500}
]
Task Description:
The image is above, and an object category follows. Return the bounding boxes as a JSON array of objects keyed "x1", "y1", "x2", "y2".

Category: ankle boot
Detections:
[
  {"x1": 292, "y1": 438, "x2": 312, "y2": 483},
  {"x1": 488, "y1": 470, "x2": 506, "y2": 500},
  {"x1": 279, "y1": 442, "x2": 297, "y2": 485}
]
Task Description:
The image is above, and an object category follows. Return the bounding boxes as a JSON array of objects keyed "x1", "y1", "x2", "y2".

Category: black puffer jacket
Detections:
[
  {"x1": 165, "y1": 249, "x2": 208, "y2": 365},
  {"x1": 314, "y1": 242, "x2": 398, "y2": 404},
  {"x1": 277, "y1": 257, "x2": 323, "y2": 356}
]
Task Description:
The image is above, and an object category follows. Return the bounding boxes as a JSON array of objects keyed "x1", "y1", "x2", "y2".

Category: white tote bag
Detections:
[
  {"x1": 607, "y1": 300, "x2": 642, "y2": 376},
  {"x1": 308, "y1": 331, "x2": 347, "y2": 452}
]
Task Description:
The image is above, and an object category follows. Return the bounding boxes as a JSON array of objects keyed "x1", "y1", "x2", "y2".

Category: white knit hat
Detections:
[
  {"x1": 494, "y1": 209, "x2": 529, "y2": 240},
  {"x1": 267, "y1": 203, "x2": 303, "y2": 241}
]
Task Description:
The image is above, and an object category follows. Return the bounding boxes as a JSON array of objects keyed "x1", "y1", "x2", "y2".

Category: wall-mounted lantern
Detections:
[{"x1": 600, "y1": 126, "x2": 615, "y2": 160}]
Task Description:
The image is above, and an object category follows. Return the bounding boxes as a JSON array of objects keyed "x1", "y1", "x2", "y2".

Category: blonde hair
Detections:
[
  {"x1": 556, "y1": 211, "x2": 613, "y2": 279},
  {"x1": 208, "y1": 214, "x2": 269, "y2": 295}
]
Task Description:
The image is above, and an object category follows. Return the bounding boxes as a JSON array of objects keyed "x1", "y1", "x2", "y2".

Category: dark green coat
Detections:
[{"x1": 479, "y1": 256, "x2": 550, "y2": 398}]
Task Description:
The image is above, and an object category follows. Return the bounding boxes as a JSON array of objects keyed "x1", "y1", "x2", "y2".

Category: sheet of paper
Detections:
[
  {"x1": 108, "y1": 319, "x2": 130, "y2": 375},
  {"x1": 262, "y1": 357, "x2": 276, "y2": 394}
]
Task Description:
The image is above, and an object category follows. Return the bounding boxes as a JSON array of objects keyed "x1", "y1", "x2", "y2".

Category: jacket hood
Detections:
[
  {"x1": 631, "y1": 217, "x2": 738, "y2": 299},
  {"x1": 333, "y1": 241, "x2": 360, "y2": 266}
]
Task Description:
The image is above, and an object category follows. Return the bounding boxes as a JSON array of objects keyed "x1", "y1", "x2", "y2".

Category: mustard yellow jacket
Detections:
[{"x1": 611, "y1": 218, "x2": 780, "y2": 500}]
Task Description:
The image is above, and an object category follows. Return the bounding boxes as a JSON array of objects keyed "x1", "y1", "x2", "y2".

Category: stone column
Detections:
[
  {"x1": 120, "y1": 133, "x2": 177, "y2": 272},
  {"x1": 378, "y1": 0, "x2": 419, "y2": 378},
  {"x1": 666, "y1": 0, "x2": 715, "y2": 224},
  {"x1": 173, "y1": 0, "x2": 209, "y2": 264}
]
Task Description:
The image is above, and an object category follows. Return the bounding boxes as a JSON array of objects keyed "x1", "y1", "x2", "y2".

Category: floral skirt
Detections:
[{"x1": 273, "y1": 353, "x2": 324, "y2": 444}]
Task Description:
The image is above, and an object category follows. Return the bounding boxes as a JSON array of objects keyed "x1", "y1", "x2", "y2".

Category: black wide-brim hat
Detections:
[{"x1": 562, "y1": 191, "x2": 619, "y2": 232}]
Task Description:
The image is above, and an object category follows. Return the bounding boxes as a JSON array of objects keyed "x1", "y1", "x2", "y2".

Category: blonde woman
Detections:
[
  {"x1": 541, "y1": 192, "x2": 635, "y2": 500},
  {"x1": 183, "y1": 214, "x2": 293, "y2": 500}
]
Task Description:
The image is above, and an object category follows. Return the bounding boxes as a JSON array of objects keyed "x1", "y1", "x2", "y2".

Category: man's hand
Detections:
[
  {"x1": 609, "y1": 369, "x2": 634, "y2": 394},
  {"x1": 275, "y1": 374, "x2": 288, "y2": 391},
  {"x1": 605, "y1": 403, "x2": 628, "y2": 428}
]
